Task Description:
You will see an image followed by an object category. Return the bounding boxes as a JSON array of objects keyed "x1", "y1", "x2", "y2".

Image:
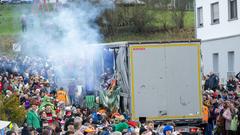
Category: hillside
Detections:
[{"x1": 0, "y1": 4, "x2": 195, "y2": 51}]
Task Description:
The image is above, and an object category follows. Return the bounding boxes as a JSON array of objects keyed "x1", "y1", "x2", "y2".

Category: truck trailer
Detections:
[
  {"x1": 94, "y1": 40, "x2": 202, "y2": 134},
  {"x1": 74, "y1": 40, "x2": 203, "y2": 133},
  {"x1": 94, "y1": 40, "x2": 203, "y2": 121}
]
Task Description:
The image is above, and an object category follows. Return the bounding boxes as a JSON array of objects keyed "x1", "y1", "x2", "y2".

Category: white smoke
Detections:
[{"x1": 19, "y1": 0, "x2": 115, "y2": 89}]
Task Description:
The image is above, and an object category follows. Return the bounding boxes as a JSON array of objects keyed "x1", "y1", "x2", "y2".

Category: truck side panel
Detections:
[{"x1": 129, "y1": 43, "x2": 202, "y2": 121}]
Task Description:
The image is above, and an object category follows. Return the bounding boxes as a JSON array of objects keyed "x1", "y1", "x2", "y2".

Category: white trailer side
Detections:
[{"x1": 128, "y1": 42, "x2": 202, "y2": 121}]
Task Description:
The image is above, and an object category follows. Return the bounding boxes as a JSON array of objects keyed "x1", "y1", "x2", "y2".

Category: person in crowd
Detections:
[
  {"x1": 112, "y1": 115, "x2": 129, "y2": 133},
  {"x1": 21, "y1": 123, "x2": 31, "y2": 135},
  {"x1": 6, "y1": 131, "x2": 17, "y2": 135},
  {"x1": 163, "y1": 125, "x2": 173, "y2": 135},
  {"x1": 145, "y1": 121, "x2": 156, "y2": 135},
  {"x1": 56, "y1": 87, "x2": 69, "y2": 105},
  {"x1": 223, "y1": 101, "x2": 233, "y2": 135},
  {"x1": 26, "y1": 100, "x2": 41, "y2": 130},
  {"x1": 68, "y1": 80, "x2": 77, "y2": 105},
  {"x1": 20, "y1": 14, "x2": 27, "y2": 32},
  {"x1": 207, "y1": 72, "x2": 219, "y2": 90},
  {"x1": 227, "y1": 76, "x2": 237, "y2": 91},
  {"x1": 45, "y1": 104, "x2": 55, "y2": 125}
]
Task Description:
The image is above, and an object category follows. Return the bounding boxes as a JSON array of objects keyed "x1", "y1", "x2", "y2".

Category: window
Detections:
[
  {"x1": 211, "y1": 2, "x2": 219, "y2": 24},
  {"x1": 228, "y1": 0, "x2": 238, "y2": 20},
  {"x1": 228, "y1": 51, "x2": 234, "y2": 72},
  {"x1": 213, "y1": 53, "x2": 219, "y2": 73},
  {"x1": 197, "y1": 7, "x2": 203, "y2": 27}
]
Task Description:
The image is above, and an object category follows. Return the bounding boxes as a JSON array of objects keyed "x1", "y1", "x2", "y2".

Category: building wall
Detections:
[
  {"x1": 196, "y1": 0, "x2": 240, "y2": 40},
  {"x1": 201, "y1": 35, "x2": 240, "y2": 83}
]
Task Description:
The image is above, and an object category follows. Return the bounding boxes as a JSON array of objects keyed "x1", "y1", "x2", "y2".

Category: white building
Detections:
[{"x1": 195, "y1": 0, "x2": 240, "y2": 82}]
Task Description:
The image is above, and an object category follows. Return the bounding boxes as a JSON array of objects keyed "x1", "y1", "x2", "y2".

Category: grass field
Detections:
[
  {"x1": 0, "y1": 4, "x2": 30, "y2": 35},
  {"x1": 150, "y1": 9, "x2": 194, "y2": 29},
  {"x1": 0, "y1": 4, "x2": 195, "y2": 47}
]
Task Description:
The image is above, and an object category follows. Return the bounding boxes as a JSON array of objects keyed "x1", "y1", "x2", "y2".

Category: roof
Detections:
[{"x1": 91, "y1": 39, "x2": 201, "y2": 48}]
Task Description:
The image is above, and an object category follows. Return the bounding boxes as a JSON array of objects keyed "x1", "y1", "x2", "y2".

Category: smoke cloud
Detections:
[{"x1": 19, "y1": 0, "x2": 115, "y2": 89}]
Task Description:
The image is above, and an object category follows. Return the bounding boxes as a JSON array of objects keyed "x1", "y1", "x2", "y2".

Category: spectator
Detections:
[
  {"x1": 20, "y1": 14, "x2": 27, "y2": 32},
  {"x1": 26, "y1": 100, "x2": 41, "y2": 129},
  {"x1": 21, "y1": 123, "x2": 31, "y2": 135},
  {"x1": 6, "y1": 131, "x2": 17, "y2": 135},
  {"x1": 223, "y1": 101, "x2": 232, "y2": 135},
  {"x1": 45, "y1": 104, "x2": 54, "y2": 125},
  {"x1": 68, "y1": 80, "x2": 77, "y2": 104},
  {"x1": 216, "y1": 108, "x2": 225, "y2": 135},
  {"x1": 227, "y1": 76, "x2": 237, "y2": 91},
  {"x1": 163, "y1": 125, "x2": 173, "y2": 135},
  {"x1": 56, "y1": 87, "x2": 69, "y2": 105},
  {"x1": 208, "y1": 73, "x2": 219, "y2": 90}
]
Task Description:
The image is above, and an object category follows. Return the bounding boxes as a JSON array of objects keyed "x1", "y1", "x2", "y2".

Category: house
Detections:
[{"x1": 195, "y1": 0, "x2": 240, "y2": 82}]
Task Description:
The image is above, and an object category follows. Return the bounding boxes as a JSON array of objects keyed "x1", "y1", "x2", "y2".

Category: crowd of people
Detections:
[
  {"x1": 1, "y1": 55, "x2": 240, "y2": 135},
  {"x1": 0, "y1": 56, "x2": 177, "y2": 135},
  {"x1": 202, "y1": 72, "x2": 240, "y2": 135}
]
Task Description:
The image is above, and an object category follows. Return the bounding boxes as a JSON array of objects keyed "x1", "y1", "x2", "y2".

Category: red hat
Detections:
[{"x1": 128, "y1": 121, "x2": 138, "y2": 127}]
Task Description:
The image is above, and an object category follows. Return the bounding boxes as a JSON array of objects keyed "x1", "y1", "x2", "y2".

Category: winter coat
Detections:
[
  {"x1": 26, "y1": 110, "x2": 41, "y2": 129},
  {"x1": 113, "y1": 122, "x2": 129, "y2": 132},
  {"x1": 208, "y1": 74, "x2": 219, "y2": 90}
]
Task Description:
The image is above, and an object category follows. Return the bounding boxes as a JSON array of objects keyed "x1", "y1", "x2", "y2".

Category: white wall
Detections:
[
  {"x1": 202, "y1": 35, "x2": 240, "y2": 83},
  {"x1": 196, "y1": 0, "x2": 240, "y2": 41}
]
